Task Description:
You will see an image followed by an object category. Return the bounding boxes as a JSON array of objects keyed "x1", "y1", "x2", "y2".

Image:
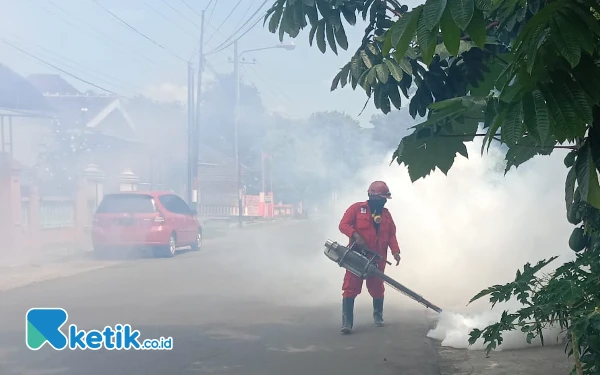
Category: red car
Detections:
[{"x1": 91, "y1": 191, "x2": 202, "y2": 258}]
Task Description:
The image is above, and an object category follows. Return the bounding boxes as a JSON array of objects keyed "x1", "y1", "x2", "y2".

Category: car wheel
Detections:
[
  {"x1": 191, "y1": 230, "x2": 202, "y2": 251},
  {"x1": 158, "y1": 234, "x2": 176, "y2": 258}
]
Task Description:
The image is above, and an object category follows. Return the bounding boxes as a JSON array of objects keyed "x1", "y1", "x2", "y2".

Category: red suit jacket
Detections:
[{"x1": 338, "y1": 201, "x2": 401, "y2": 260}]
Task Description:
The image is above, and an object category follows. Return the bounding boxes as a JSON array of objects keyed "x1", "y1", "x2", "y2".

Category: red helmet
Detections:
[{"x1": 368, "y1": 181, "x2": 392, "y2": 199}]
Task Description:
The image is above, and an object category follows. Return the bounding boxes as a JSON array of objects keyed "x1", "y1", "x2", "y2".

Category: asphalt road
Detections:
[{"x1": 0, "y1": 217, "x2": 446, "y2": 375}]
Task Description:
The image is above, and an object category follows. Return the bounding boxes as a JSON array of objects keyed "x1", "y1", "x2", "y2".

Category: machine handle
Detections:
[{"x1": 349, "y1": 242, "x2": 393, "y2": 266}]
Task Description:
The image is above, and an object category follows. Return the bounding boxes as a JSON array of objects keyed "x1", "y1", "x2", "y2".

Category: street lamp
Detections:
[{"x1": 233, "y1": 41, "x2": 295, "y2": 228}]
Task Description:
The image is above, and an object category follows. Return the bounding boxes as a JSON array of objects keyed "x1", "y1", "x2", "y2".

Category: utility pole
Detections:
[
  {"x1": 192, "y1": 9, "x2": 206, "y2": 211},
  {"x1": 186, "y1": 62, "x2": 195, "y2": 205},
  {"x1": 228, "y1": 42, "x2": 294, "y2": 227},
  {"x1": 233, "y1": 40, "x2": 243, "y2": 228}
]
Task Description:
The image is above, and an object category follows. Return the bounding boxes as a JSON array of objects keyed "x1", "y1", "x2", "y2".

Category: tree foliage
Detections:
[
  {"x1": 264, "y1": 0, "x2": 600, "y2": 373},
  {"x1": 261, "y1": 110, "x2": 373, "y2": 204},
  {"x1": 36, "y1": 120, "x2": 91, "y2": 195}
]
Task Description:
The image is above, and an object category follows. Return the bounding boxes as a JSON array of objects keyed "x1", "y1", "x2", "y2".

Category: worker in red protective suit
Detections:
[{"x1": 338, "y1": 180, "x2": 401, "y2": 334}]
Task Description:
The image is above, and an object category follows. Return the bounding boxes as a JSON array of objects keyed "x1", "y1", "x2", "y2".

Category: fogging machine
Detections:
[{"x1": 324, "y1": 240, "x2": 443, "y2": 313}]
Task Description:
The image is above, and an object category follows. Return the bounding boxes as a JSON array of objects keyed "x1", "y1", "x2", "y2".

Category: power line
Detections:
[
  {"x1": 206, "y1": 0, "x2": 269, "y2": 55},
  {"x1": 140, "y1": 0, "x2": 199, "y2": 40},
  {"x1": 91, "y1": 0, "x2": 188, "y2": 63},
  {"x1": 205, "y1": 0, "x2": 217, "y2": 11},
  {"x1": 207, "y1": 0, "x2": 220, "y2": 24},
  {"x1": 159, "y1": 0, "x2": 202, "y2": 30},
  {"x1": 206, "y1": 12, "x2": 265, "y2": 56},
  {"x1": 251, "y1": 64, "x2": 294, "y2": 104},
  {"x1": 205, "y1": 0, "x2": 244, "y2": 45},
  {"x1": 1, "y1": 30, "x2": 142, "y2": 95},
  {"x1": 0, "y1": 37, "x2": 123, "y2": 97},
  {"x1": 42, "y1": 0, "x2": 159, "y2": 67},
  {"x1": 178, "y1": 0, "x2": 203, "y2": 18},
  {"x1": 233, "y1": 0, "x2": 257, "y2": 31}
]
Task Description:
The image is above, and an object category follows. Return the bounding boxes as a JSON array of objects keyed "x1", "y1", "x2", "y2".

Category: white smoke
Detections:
[{"x1": 332, "y1": 138, "x2": 575, "y2": 350}]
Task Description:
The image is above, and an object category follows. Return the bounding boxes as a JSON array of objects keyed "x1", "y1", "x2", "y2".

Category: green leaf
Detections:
[
  {"x1": 350, "y1": 54, "x2": 362, "y2": 80},
  {"x1": 449, "y1": 0, "x2": 475, "y2": 30},
  {"x1": 388, "y1": 83, "x2": 403, "y2": 109},
  {"x1": 278, "y1": 5, "x2": 289, "y2": 41},
  {"x1": 384, "y1": 59, "x2": 403, "y2": 81},
  {"x1": 339, "y1": 63, "x2": 351, "y2": 87},
  {"x1": 576, "y1": 142, "x2": 591, "y2": 205},
  {"x1": 360, "y1": 50, "x2": 373, "y2": 68},
  {"x1": 417, "y1": 13, "x2": 439, "y2": 65},
  {"x1": 331, "y1": 71, "x2": 342, "y2": 91},
  {"x1": 587, "y1": 157, "x2": 600, "y2": 210},
  {"x1": 540, "y1": 84, "x2": 570, "y2": 142},
  {"x1": 398, "y1": 58, "x2": 413, "y2": 75},
  {"x1": 365, "y1": 68, "x2": 377, "y2": 86},
  {"x1": 440, "y1": 5, "x2": 461, "y2": 55},
  {"x1": 325, "y1": 22, "x2": 338, "y2": 54},
  {"x1": 334, "y1": 23, "x2": 349, "y2": 50},
  {"x1": 465, "y1": 8, "x2": 486, "y2": 48},
  {"x1": 469, "y1": 55, "x2": 506, "y2": 96},
  {"x1": 306, "y1": 3, "x2": 319, "y2": 24},
  {"x1": 422, "y1": 29, "x2": 439, "y2": 65},
  {"x1": 531, "y1": 90, "x2": 550, "y2": 142},
  {"x1": 268, "y1": 5, "x2": 284, "y2": 33},
  {"x1": 366, "y1": 43, "x2": 378, "y2": 56},
  {"x1": 563, "y1": 79, "x2": 593, "y2": 126},
  {"x1": 379, "y1": 87, "x2": 391, "y2": 114},
  {"x1": 392, "y1": 6, "x2": 423, "y2": 60},
  {"x1": 504, "y1": 136, "x2": 539, "y2": 173},
  {"x1": 316, "y1": 21, "x2": 326, "y2": 53},
  {"x1": 521, "y1": 90, "x2": 550, "y2": 143},
  {"x1": 308, "y1": 22, "x2": 318, "y2": 46},
  {"x1": 525, "y1": 22, "x2": 548, "y2": 74},
  {"x1": 521, "y1": 93, "x2": 539, "y2": 142},
  {"x1": 340, "y1": 6, "x2": 356, "y2": 25},
  {"x1": 393, "y1": 125, "x2": 470, "y2": 182},
  {"x1": 422, "y1": 0, "x2": 447, "y2": 31},
  {"x1": 549, "y1": 18, "x2": 581, "y2": 68},
  {"x1": 482, "y1": 112, "x2": 501, "y2": 153},
  {"x1": 565, "y1": 165, "x2": 576, "y2": 210},
  {"x1": 501, "y1": 101, "x2": 524, "y2": 145},
  {"x1": 315, "y1": 0, "x2": 332, "y2": 17},
  {"x1": 528, "y1": 0, "x2": 540, "y2": 13},
  {"x1": 375, "y1": 64, "x2": 390, "y2": 84},
  {"x1": 576, "y1": 142, "x2": 600, "y2": 209},
  {"x1": 382, "y1": 31, "x2": 393, "y2": 56}
]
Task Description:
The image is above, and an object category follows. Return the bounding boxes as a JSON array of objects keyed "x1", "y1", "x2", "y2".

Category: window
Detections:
[
  {"x1": 96, "y1": 194, "x2": 157, "y2": 214},
  {"x1": 159, "y1": 195, "x2": 191, "y2": 215}
]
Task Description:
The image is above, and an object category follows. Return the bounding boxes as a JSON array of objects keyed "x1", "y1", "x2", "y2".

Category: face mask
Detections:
[{"x1": 368, "y1": 198, "x2": 386, "y2": 213}]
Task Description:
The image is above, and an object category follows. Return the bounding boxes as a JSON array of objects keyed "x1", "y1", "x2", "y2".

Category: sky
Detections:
[{"x1": 0, "y1": 0, "x2": 423, "y2": 127}]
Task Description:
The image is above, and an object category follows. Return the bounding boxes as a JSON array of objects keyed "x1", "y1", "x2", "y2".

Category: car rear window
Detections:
[{"x1": 96, "y1": 194, "x2": 157, "y2": 214}]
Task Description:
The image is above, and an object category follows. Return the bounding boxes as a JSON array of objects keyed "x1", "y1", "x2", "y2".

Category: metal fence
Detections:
[{"x1": 39, "y1": 199, "x2": 75, "y2": 229}]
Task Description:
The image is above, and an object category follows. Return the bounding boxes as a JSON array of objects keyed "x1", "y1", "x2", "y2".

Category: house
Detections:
[
  {"x1": 0, "y1": 65, "x2": 260, "y2": 218},
  {"x1": 5, "y1": 73, "x2": 147, "y2": 194}
]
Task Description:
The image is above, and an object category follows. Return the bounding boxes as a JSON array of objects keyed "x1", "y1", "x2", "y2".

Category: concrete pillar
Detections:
[
  {"x1": 119, "y1": 168, "x2": 139, "y2": 192},
  {"x1": 0, "y1": 152, "x2": 21, "y2": 259},
  {"x1": 74, "y1": 176, "x2": 89, "y2": 249},
  {"x1": 27, "y1": 185, "x2": 41, "y2": 251},
  {"x1": 83, "y1": 164, "x2": 106, "y2": 209}
]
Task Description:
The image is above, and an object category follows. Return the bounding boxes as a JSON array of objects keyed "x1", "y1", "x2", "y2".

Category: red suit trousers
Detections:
[{"x1": 342, "y1": 260, "x2": 386, "y2": 299}]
